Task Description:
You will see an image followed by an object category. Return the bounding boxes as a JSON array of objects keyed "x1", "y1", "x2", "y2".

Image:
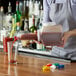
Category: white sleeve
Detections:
[{"x1": 43, "y1": 0, "x2": 51, "y2": 23}]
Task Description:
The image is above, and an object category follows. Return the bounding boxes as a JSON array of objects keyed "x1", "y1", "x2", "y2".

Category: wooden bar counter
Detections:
[{"x1": 0, "y1": 50, "x2": 76, "y2": 76}]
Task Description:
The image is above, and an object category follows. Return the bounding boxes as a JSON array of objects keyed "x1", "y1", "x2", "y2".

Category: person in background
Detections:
[{"x1": 43, "y1": 0, "x2": 76, "y2": 60}]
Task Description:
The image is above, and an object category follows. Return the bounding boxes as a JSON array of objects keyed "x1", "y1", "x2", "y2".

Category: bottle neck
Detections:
[
  {"x1": 25, "y1": 1, "x2": 29, "y2": 20},
  {"x1": 16, "y1": 1, "x2": 19, "y2": 12},
  {"x1": 26, "y1": 1, "x2": 29, "y2": 7},
  {"x1": 33, "y1": 15, "x2": 35, "y2": 27}
]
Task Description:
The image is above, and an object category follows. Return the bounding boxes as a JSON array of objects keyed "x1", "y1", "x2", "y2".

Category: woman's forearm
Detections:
[{"x1": 70, "y1": 29, "x2": 76, "y2": 37}]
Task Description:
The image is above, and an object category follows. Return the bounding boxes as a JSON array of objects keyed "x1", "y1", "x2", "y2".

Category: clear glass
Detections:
[{"x1": 7, "y1": 41, "x2": 18, "y2": 64}]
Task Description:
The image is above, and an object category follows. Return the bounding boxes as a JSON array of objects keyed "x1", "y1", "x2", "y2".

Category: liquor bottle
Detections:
[
  {"x1": 39, "y1": 2, "x2": 43, "y2": 23},
  {"x1": 15, "y1": 1, "x2": 22, "y2": 33},
  {"x1": 24, "y1": 0, "x2": 29, "y2": 31},
  {"x1": 36, "y1": 14, "x2": 44, "y2": 50},
  {"x1": 33, "y1": 0, "x2": 40, "y2": 32},
  {"x1": 20, "y1": 0, "x2": 30, "y2": 48},
  {"x1": 19, "y1": 1, "x2": 23, "y2": 15},
  {"x1": 21, "y1": 18, "x2": 30, "y2": 48},
  {"x1": 24, "y1": 19, "x2": 29, "y2": 32},
  {"x1": 7, "y1": 2, "x2": 12, "y2": 15},
  {"x1": 6, "y1": 2, "x2": 12, "y2": 32},
  {"x1": 22, "y1": 0, "x2": 26, "y2": 19},
  {"x1": 29, "y1": 15, "x2": 37, "y2": 33},
  {"x1": 0, "y1": 6, "x2": 9, "y2": 44},
  {"x1": 25, "y1": 0, "x2": 29, "y2": 20},
  {"x1": 29, "y1": 0, "x2": 33, "y2": 17},
  {"x1": 34, "y1": 0, "x2": 39, "y2": 17},
  {"x1": 10, "y1": 1, "x2": 22, "y2": 38},
  {"x1": 0, "y1": 6, "x2": 4, "y2": 30},
  {"x1": 29, "y1": 0, "x2": 34, "y2": 33},
  {"x1": 29, "y1": 15, "x2": 37, "y2": 49},
  {"x1": 22, "y1": 0, "x2": 29, "y2": 31},
  {"x1": 16, "y1": 1, "x2": 22, "y2": 23}
]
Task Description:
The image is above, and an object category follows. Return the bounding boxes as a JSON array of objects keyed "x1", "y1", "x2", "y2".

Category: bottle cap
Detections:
[
  {"x1": 46, "y1": 64, "x2": 52, "y2": 66},
  {"x1": 53, "y1": 63, "x2": 59, "y2": 66},
  {"x1": 9, "y1": 2, "x2": 11, "y2": 6},
  {"x1": 16, "y1": 1, "x2": 19, "y2": 5},
  {"x1": 57, "y1": 64, "x2": 64, "y2": 69}
]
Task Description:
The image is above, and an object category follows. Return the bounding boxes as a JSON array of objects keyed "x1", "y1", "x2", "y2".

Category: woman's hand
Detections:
[
  {"x1": 62, "y1": 31, "x2": 72, "y2": 44},
  {"x1": 62, "y1": 29, "x2": 76, "y2": 44}
]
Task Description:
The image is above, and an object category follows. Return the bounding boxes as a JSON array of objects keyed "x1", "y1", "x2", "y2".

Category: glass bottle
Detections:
[
  {"x1": 29, "y1": 0, "x2": 33, "y2": 17},
  {"x1": 8, "y1": 2, "x2": 12, "y2": 15},
  {"x1": 29, "y1": 15, "x2": 37, "y2": 33},
  {"x1": 19, "y1": 1, "x2": 23, "y2": 15},
  {"x1": 0, "y1": 6, "x2": 4, "y2": 30},
  {"x1": 23, "y1": 0, "x2": 26, "y2": 19},
  {"x1": 0, "y1": 6, "x2": 8, "y2": 45},
  {"x1": 29, "y1": 15, "x2": 37, "y2": 49},
  {"x1": 34, "y1": 0, "x2": 39, "y2": 17},
  {"x1": 25, "y1": 0, "x2": 29, "y2": 20},
  {"x1": 6, "y1": 2, "x2": 12, "y2": 35},
  {"x1": 16, "y1": 1, "x2": 22, "y2": 23}
]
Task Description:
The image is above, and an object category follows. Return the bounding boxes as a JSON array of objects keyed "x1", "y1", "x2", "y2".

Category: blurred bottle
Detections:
[
  {"x1": 29, "y1": 0, "x2": 40, "y2": 33},
  {"x1": 37, "y1": 22, "x2": 45, "y2": 50},
  {"x1": 5, "y1": 2, "x2": 12, "y2": 34},
  {"x1": 20, "y1": 17, "x2": 30, "y2": 48},
  {"x1": 21, "y1": 19, "x2": 24, "y2": 31},
  {"x1": 29, "y1": 15, "x2": 37, "y2": 33},
  {"x1": 29, "y1": 15, "x2": 37, "y2": 49},
  {"x1": 15, "y1": 1, "x2": 22, "y2": 34},
  {"x1": 19, "y1": 1, "x2": 23, "y2": 15},
  {"x1": 34, "y1": 0, "x2": 39, "y2": 17},
  {"x1": 25, "y1": 0, "x2": 29, "y2": 20},
  {"x1": 29, "y1": 0, "x2": 33, "y2": 17},
  {"x1": 7, "y1": 2, "x2": 12, "y2": 15},
  {"x1": 0, "y1": 6, "x2": 8, "y2": 44},
  {"x1": 33, "y1": 0, "x2": 40, "y2": 32},
  {"x1": 24, "y1": 19, "x2": 29, "y2": 32},
  {"x1": 39, "y1": 2, "x2": 43, "y2": 22},
  {"x1": 10, "y1": 1, "x2": 22, "y2": 38},
  {"x1": 16, "y1": 1, "x2": 22, "y2": 23},
  {"x1": 22, "y1": 0, "x2": 31, "y2": 47},
  {"x1": 0, "y1": 6, "x2": 4, "y2": 30},
  {"x1": 22, "y1": 0, "x2": 26, "y2": 19},
  {"x1": 23, "y1": 0, "x2": 29, "y2": 32}
]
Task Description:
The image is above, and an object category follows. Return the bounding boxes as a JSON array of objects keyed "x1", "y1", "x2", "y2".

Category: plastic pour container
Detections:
[
  {"x1": 40, "y1": 24, "x2": 64, "y2": 47},
  {"x1": 40, "y1": 32, "x2": 64, "y2": 46}
]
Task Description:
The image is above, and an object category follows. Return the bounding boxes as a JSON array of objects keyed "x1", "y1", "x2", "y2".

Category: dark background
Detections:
[
  {"x1": 0, "y1": 0, "x2": 16, "y2": 13},
  {"x1": 0, "y1": 0, "x2": 43, "y2": 13}
]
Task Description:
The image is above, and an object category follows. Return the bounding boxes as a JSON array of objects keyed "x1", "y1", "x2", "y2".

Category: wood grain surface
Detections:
[{"x1": 0, "y1": 51, "x2": 76, "y2": 76}]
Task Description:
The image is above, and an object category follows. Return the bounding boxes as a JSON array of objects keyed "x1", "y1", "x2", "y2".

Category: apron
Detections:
[{"x1": 48, "y1": 0, "x2": 76, "y2": 60}]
